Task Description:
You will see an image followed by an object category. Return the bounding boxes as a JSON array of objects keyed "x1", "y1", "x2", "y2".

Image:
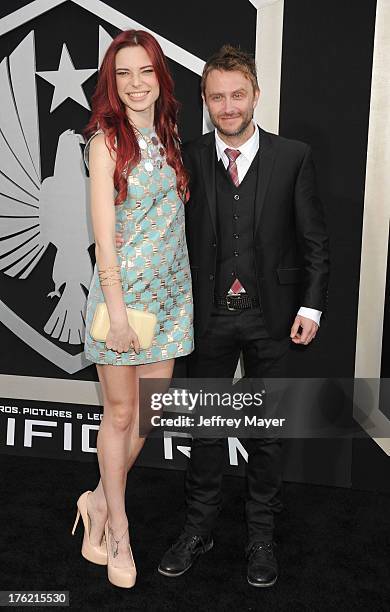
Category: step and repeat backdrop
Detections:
[{"x1": 0, "y1": 0, "x2": 388, "y2": 491}]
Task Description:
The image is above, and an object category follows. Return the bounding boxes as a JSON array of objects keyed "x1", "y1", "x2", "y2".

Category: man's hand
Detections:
[
  {"x1": 290, "y1": 315, "x2": 318, "y2": 345},
  {"x1": 115, "y1": 231, "x2": 124, "y2": 249}
]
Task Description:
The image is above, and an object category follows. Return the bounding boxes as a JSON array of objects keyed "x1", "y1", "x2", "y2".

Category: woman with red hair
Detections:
[{"x1": 71, "y1": 30, "x2": 193, "y2": 588}]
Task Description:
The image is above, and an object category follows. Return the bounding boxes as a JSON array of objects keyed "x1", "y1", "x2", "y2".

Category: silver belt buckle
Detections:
[{"x1": 226, "y1": 295, "x2": 236, "y2": 311}]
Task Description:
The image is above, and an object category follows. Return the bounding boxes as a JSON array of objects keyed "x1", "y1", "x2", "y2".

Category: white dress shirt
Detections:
[
  {"x1": 215, "y1": 122, "x2": 260, "y2": 183},
  {"x1": 214, "y1": 122, "x2": 321, "y2": 326}
]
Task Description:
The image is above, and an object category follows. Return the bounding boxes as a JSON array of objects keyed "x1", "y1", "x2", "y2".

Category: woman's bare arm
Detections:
[{"x1": 89, "y1": 134, "x2": 139, "y2": 353}]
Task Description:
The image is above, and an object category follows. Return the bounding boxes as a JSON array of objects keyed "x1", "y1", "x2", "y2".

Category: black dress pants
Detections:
[{"x1": 184, "y1": 305, "x2": 290, "y2": 545}]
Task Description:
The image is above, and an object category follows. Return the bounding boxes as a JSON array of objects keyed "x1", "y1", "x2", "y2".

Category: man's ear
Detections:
[{"x1": 253, "y1": 87, "x2": 260, "y2": 109}]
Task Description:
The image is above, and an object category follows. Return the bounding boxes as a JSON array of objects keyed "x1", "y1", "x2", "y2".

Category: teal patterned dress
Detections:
[{"x1": 84, "y1": 127, "x2": 194, "y2": 365}]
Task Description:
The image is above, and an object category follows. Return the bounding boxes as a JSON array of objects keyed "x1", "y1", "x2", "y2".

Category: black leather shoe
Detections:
[
  {"x1": 246, "y1": 541, "x2": 278, "y2": 587},
  {"x1": 158, "y1": 533, "x2": 214, "y2": 577}
]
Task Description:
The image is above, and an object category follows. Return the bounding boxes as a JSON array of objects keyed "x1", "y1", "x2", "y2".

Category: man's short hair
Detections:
[{"x1": 201, "y1": 45, "x2": 259, "y2": 95}]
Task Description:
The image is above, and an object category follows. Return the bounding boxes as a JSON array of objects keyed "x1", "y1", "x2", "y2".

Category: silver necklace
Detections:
[{"x1": 131, "y1": 124, "x2": 165, "y2": 173}]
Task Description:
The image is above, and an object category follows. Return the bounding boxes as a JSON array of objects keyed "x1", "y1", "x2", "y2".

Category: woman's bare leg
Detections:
[
  {"x1": 125, "y1": 358, "x2": 175, "y2": 470},
  {"x1": 87, "y1": 359, "x2": 175, "y2": 550},
  {"x1": 89, "y1": 363, "x2": 137, "y2": 568}
]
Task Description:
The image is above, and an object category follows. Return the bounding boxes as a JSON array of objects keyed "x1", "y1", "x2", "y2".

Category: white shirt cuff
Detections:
[{"x1": 297, "y1": 307, "x2": 322, "y2": 326}]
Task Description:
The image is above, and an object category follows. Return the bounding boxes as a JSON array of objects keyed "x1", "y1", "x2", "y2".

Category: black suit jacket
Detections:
[{"x1": 182, "y1": 127, "x2": 329, "y2": 340}]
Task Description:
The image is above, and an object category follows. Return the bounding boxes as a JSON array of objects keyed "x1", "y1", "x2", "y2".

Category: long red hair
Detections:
[{"x1": 85, "y1": 30, "x2": 188, "y2": 204}]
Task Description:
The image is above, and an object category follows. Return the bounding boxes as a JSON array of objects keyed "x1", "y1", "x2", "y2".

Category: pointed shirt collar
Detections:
[{"x1": 215, "y1": 121, "x2": 259, "y2": 165}]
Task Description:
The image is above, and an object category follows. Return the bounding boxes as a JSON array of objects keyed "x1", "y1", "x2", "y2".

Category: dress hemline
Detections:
[{"x1": 84, "y1": 348, "x2": 194, "y2": 366}]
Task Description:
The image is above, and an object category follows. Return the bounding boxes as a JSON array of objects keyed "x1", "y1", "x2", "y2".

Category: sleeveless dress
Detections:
[{"x1": 83, "y1": 127, "x2": 194, "y2": 365}]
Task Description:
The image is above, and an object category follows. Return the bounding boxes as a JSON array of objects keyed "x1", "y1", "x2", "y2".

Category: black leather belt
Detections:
[{"x1": 214, "y1": 294, "x2": 259, "y2": 311}]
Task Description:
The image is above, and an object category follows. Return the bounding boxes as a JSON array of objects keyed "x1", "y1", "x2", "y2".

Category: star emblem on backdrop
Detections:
[{"x1": 36, "y1": 43, "x2": 96, "y2": 112}]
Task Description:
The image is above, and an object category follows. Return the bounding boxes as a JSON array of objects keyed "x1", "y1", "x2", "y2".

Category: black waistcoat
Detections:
[{"x1": 215, "y1": 153, "x2": 260, "y2": 298}]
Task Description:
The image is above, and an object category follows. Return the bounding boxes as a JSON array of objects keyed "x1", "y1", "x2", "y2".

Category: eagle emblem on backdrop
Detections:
[{"x1": 0, "y1": 32, "x2": 94, "y2": 350}]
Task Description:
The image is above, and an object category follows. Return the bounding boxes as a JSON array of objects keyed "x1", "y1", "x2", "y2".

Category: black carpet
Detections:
[{"x1": 0, "y1": 454, "x2": 389, "y2": 611}]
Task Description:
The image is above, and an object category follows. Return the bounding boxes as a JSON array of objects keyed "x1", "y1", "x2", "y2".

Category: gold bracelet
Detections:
[
  {"x1": 98, "y1": 264, "x2": 121, "y2": 286},
  {"x1": 98, "y1": 266, "x2": 121, "y2": 279},
  {"x1": 98, "y1": 264, "x2": 121, "y2": 275},
  {"x1": 99, "y1": 273, "x2": 121, "y2": 281},
  {"x1": 100, "y1": 278, "x2": 121, "y2": 287}
]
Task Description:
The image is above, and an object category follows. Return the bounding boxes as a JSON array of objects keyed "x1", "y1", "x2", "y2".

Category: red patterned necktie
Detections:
[
  {"x1": 224, "y1": 148, "x2": 241, "y2": 187},
  {"x1": 224, "y1": 148, "x2": 246, "y2": 295}
]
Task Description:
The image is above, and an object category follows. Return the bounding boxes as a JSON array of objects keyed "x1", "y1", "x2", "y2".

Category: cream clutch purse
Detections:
[{"x1": 90, "y1": 302, "x2": 157, "y2": 349}]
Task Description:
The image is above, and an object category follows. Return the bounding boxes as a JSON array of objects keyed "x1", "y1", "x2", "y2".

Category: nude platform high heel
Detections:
[
  {"x1": 71, "y1": 490, "x2": 107, "y2": 565},
  {"x1": 105, "y1": 521, "x2": 137, "y2": 588}
]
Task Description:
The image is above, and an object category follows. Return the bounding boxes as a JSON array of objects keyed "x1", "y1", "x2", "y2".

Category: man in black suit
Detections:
[{"x1": 157, "y1": 45, "x2": 329, "y2": 587}]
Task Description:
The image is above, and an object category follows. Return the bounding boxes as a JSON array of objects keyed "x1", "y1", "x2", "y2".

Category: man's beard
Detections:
[{"x1": 209, "y1": 110, "x2": 253, "y2": 137}]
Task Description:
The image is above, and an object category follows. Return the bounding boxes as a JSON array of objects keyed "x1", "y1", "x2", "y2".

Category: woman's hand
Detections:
[
  {"x1": 105, "y1": 318, "x2": 140, "y2": 354},
  {"x1": 115, "y1": 231, "x2": 124, "y2": 249}
]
